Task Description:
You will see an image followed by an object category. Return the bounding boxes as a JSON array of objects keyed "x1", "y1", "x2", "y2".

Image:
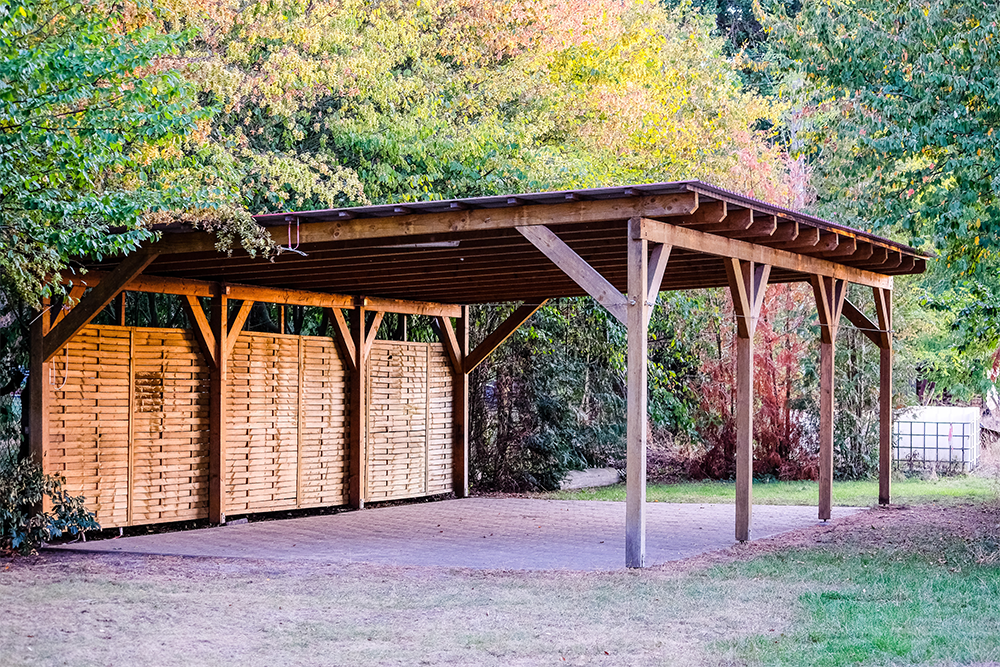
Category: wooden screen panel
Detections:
[
  {"x1": 366, "y1": 341, "x2": 427, "y2": 500},
  {"x1": 426, "y1": 345, "x2": 454, "y2": 494},
  {"x1": 47, "y1": 325, "x2": 131, "y2": 527},
  {"x1": 297, "y1": 336, "x2": 349, "y2": 507},
  {"x1": 227, "y1": 332, "x2": 299, "y2": 513},
  {"x1": 130, "y1": 328, "x2": 210, "y2": 524}
]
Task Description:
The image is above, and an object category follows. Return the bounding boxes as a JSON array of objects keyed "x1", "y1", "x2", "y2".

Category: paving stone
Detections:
[{"x1": 51, "y1": 498, "x2": 862, "y2": 570}]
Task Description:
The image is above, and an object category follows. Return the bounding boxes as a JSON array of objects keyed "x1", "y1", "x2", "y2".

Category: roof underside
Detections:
[{"x1": 90, "y1": 181, "x2": 927, "y2": 304}]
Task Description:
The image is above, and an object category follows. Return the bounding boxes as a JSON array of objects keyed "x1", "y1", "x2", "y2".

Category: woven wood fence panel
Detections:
[
  {"x1": 48, "y1": 325, "x2": 452, "y2": 528},
  {"x1": 47, "y1": 325, "x2": 210, "y2": 528},
  {"x1": 227, "y1": 332, "x2": 301, "y2": 513},
  {"x1": 366, "y1": 341, "x2": 453, "y2": 501},
  {"x1": 130, "y1": 328, "x2": 211, "y2": 524},
  {"x1": 297, "y1": 336, "x2": 349, "y2": 507},
  {"x1": 48, "y1": 325, "x2": 131, "y2": 527}
]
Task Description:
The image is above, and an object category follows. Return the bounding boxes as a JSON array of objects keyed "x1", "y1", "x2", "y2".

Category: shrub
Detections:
[{"x1": 0, "y1": 458, "x2": 99, "y2": 555}]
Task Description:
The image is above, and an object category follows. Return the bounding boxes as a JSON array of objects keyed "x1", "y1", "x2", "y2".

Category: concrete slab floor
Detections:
[{"x1": 50, "y1": 498, "x2": 863, "y2": 571}]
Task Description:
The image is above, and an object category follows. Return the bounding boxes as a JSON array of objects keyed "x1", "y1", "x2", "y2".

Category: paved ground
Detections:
[{"x1": 51, "y1": 498, "x2": 862, "y2": 570}]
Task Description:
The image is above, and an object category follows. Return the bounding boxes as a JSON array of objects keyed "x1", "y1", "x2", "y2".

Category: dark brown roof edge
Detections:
[{"x1": 248, "y1": 179, "x2": 930, "y2": 259}]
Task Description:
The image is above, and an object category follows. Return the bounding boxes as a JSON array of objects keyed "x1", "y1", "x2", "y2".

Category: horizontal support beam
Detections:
[
  {"x1": 154, "y1": 193, "x2": 700, "y2": 255},
  {"x1": 66, "y1": 271, "x2": 460, "y2": 317},
  {"x1": 638, "y1": 218, "x2": 894, "y2": 290}
]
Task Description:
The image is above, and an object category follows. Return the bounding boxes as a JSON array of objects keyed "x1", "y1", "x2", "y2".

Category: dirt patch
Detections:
[{"x1": 665, "y1": 500, "x2": 1000, "y2": 574}]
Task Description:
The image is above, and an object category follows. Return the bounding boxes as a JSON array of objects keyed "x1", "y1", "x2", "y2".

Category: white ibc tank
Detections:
[{"x1": 894, "y1": 406, "x2": 981, "y2": 471}]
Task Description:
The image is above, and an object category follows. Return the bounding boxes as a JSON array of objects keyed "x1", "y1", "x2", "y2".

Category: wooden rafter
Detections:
[
  {"x1": 640, "y1": 218, "x2": 893, "y2": 290},
  {"x1": 464, "y1": 300, "x2": 549, "y2": 374},
  {"x1": 517, "y1": 224, "x2": 627, "y2": 325},
  {"x1": 155, "y1": 193, "x2": 700, "y2": 255},
  {"x1": 43, "y1": 249, "x2": 159, "y2": 362}
]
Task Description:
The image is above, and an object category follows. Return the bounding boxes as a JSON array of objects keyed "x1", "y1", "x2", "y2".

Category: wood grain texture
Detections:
[
  {"x1": 625, "y1": 218, "x2": 648, "y2": 568},
  {"x1": 517, "y1": 225, "x2": 628, "y2": 325}
]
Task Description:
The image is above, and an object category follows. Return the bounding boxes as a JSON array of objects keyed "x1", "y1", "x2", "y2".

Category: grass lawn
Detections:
[
  {"x1": 2, "y1": 501, "x2": 998, "y2": 666},
  {"x1": 545, "y1": 475, "x2": 998, "y2": 507}
]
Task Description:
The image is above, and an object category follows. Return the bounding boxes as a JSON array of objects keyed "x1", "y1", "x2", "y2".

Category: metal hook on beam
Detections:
[{"x1": 279, "y1": 216, "x2": 308, "y2": 257}]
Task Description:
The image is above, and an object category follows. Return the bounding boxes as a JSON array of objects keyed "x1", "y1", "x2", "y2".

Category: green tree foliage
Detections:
[
  {"x1": 765, "y1": 0, "x2": 1000, "y2": 262},
  {"x1": 0, "y1": 456, "x2": 99, "y2": 554},
  {"x1": 0, "y1": 0, "x2": 269, "y2": 305}
]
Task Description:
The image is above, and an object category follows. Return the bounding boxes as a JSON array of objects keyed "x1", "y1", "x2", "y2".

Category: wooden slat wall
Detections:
[
  {"x1": 227, "y1": 333, "x2": 300, "y2": 513},
  {"x1": 47, "y1": 325, "x2": 454, "y2": 528},
  {"x1": 427, "y1": 345, "x2": 454, "y2": 494},
  {"x1": 48, "y1": 326, "x2": 131, "y2": 527},
  {"x1": 366, "y1": 341, "x2": 453, "y2": 501},
  {"x1": 131, "y1": 328, "x2": 210, "y2": 524},
  {"x1": 298, "y1": 336, "x2": 349, "y2": 507}
]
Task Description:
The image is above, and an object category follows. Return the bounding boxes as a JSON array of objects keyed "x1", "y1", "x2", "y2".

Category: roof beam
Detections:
[
  {"x1": 44, "y1": 249, "x2": 159, "y2": 362},
  {"x1": 637, "y1": 218, "x2": 893, "y2": 289},
  {"x1": 517, "y1": 225, "x2": 627, "y2": 325},
  {"x1": 154, "y1": 193, "x2": 700, "y2": 255}
]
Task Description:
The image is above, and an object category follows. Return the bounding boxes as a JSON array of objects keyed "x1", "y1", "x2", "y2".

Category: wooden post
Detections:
[
  {"x1": 626, "y1": 218, "x2": 649, "y2": 568},
  {"x1": 348, "y1": 306, "x2": 367, "y2": 509},
  {"x1": 453, "y1": 306, "x2": 470, "y2": 497},
  {"x1": 725, "y1": 260, "x2": 770, "y2": 542},
  {"x1": 28, "y1": 304, "x2": 51, "y2": 470},
  {"x1": 811, "y1": 276, "x2": 846, "y2": 521},
  {"x1": 208, "y1": 287, "x2": 228, "y2": 524},
  {"x1": 874, "y1": 288, "x2": 893, "y2": 505}
]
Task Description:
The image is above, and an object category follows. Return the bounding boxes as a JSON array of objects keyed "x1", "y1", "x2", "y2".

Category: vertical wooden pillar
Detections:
[
  {"x1": 726, "y1": 260, "x2": 770, "y2": 542},
  {"x1": 209, "y1": 288, "x2": 228, "y2": 524},
  {"x1": 453, "y1": 306, "x2": 470, "y2": 498},
  {"x1": 348, "y1": 306, "x2": 367, "y2": 509},
  {"x1": 874, "y1": 288, "x2": 893, "y2": 505},
  {"x1": 625, "y1": 218, "x2": 649, "y2": 568},
  {"x1": 811, "y1": 276, "x2": 846, "y2": 521},
  {"x1": 28, "y1": 304, "x2": 52, "y2": 469}
]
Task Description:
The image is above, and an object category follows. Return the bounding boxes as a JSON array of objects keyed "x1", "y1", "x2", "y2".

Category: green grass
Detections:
[
  {"x1": 711, "y1": 519, "x2": 1000, "y2": 666},
  {"x1": 546, "y1": 476, "x2": 998, "y2": 506}
]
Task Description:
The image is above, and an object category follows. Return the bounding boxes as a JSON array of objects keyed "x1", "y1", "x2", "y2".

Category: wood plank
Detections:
[
  {"x1": 725, "y1": 259, "x2": 770, "y2": 543},
  {"x1": 349, "y1": 307, "x2": 367, "y2": 508},
  {"x1": 363, "y1": 311, "x2": 385, "y2": 361},
  {"x1": 44, "y1": 249, "x2": 159, "y2": 362},
  {"x1": 517, "y1": 225, "x2": 627, "y2": 324},
  {"x1": 464, "y1": 301, "x2": 548, "y2": 374},
  {"x1": 640, "y1": 218, "x2": 893, "y2": 289},
  {"x1": 874, "y1": 287, "x2": 893, "y2": 505},
  {"x1": 453, "y1": 306, "x2": 469, "y2": 498},
  {"x1": 361, "y1": 296, "x2": 462, "y2": 318},
  {"x1": 154, "y1": 193, "x2": 701, "y2": 254},
  {"x1": 841, "y1": 300, "x2": 882, "y2": 347},
  {"x1": 52, "y1": 285, "x2": 87, "y2": 327},
  {"x1": 209, "y1": 290, "x2": 228, "y2": 523},
  {"x1": 625, "y1": 218, "x2": 648, "y2": 568}
]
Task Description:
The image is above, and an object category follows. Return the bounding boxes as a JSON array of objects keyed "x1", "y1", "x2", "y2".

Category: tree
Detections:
[
  {"x1": 0, "y1": 0, "x2": 267, "y2": 306},
  {"x1": 764, "y1": 0, "x2": 1000, "y2": 264}
]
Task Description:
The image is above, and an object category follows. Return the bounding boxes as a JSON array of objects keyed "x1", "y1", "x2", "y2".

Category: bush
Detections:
[{"x1": 0, "y1": 458, "x2": 99, "y2": 555}]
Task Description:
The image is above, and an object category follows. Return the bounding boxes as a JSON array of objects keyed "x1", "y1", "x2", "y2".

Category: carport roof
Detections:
[{"x1": 88, "y1": 180, "x2": 928, "y2": 305}]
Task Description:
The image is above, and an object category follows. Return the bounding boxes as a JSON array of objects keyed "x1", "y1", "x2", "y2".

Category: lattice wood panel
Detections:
[
  {"x1": 48, "y1": 326, "x2": 131, "y2": 527},
  {"x1": 366, "y1": 341, "x2": 453, "y2": 501},
  {"x1": 130, "y1": 329, "x2": 210, "y2": 524},
  {"x1": 427, "y1": 345, "x2": 454, "y2": 494},
  {"x1": 227, "y1": 332, "x2": 300, "y2": 513},
  {"x1": 298, "y1": 336, "x2": 349, "y2": 507}
]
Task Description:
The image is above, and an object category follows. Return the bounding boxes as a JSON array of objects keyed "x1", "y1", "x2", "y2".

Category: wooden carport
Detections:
[{"x1": 29, "y1": 180, "x2": 926, "y2": 567}]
